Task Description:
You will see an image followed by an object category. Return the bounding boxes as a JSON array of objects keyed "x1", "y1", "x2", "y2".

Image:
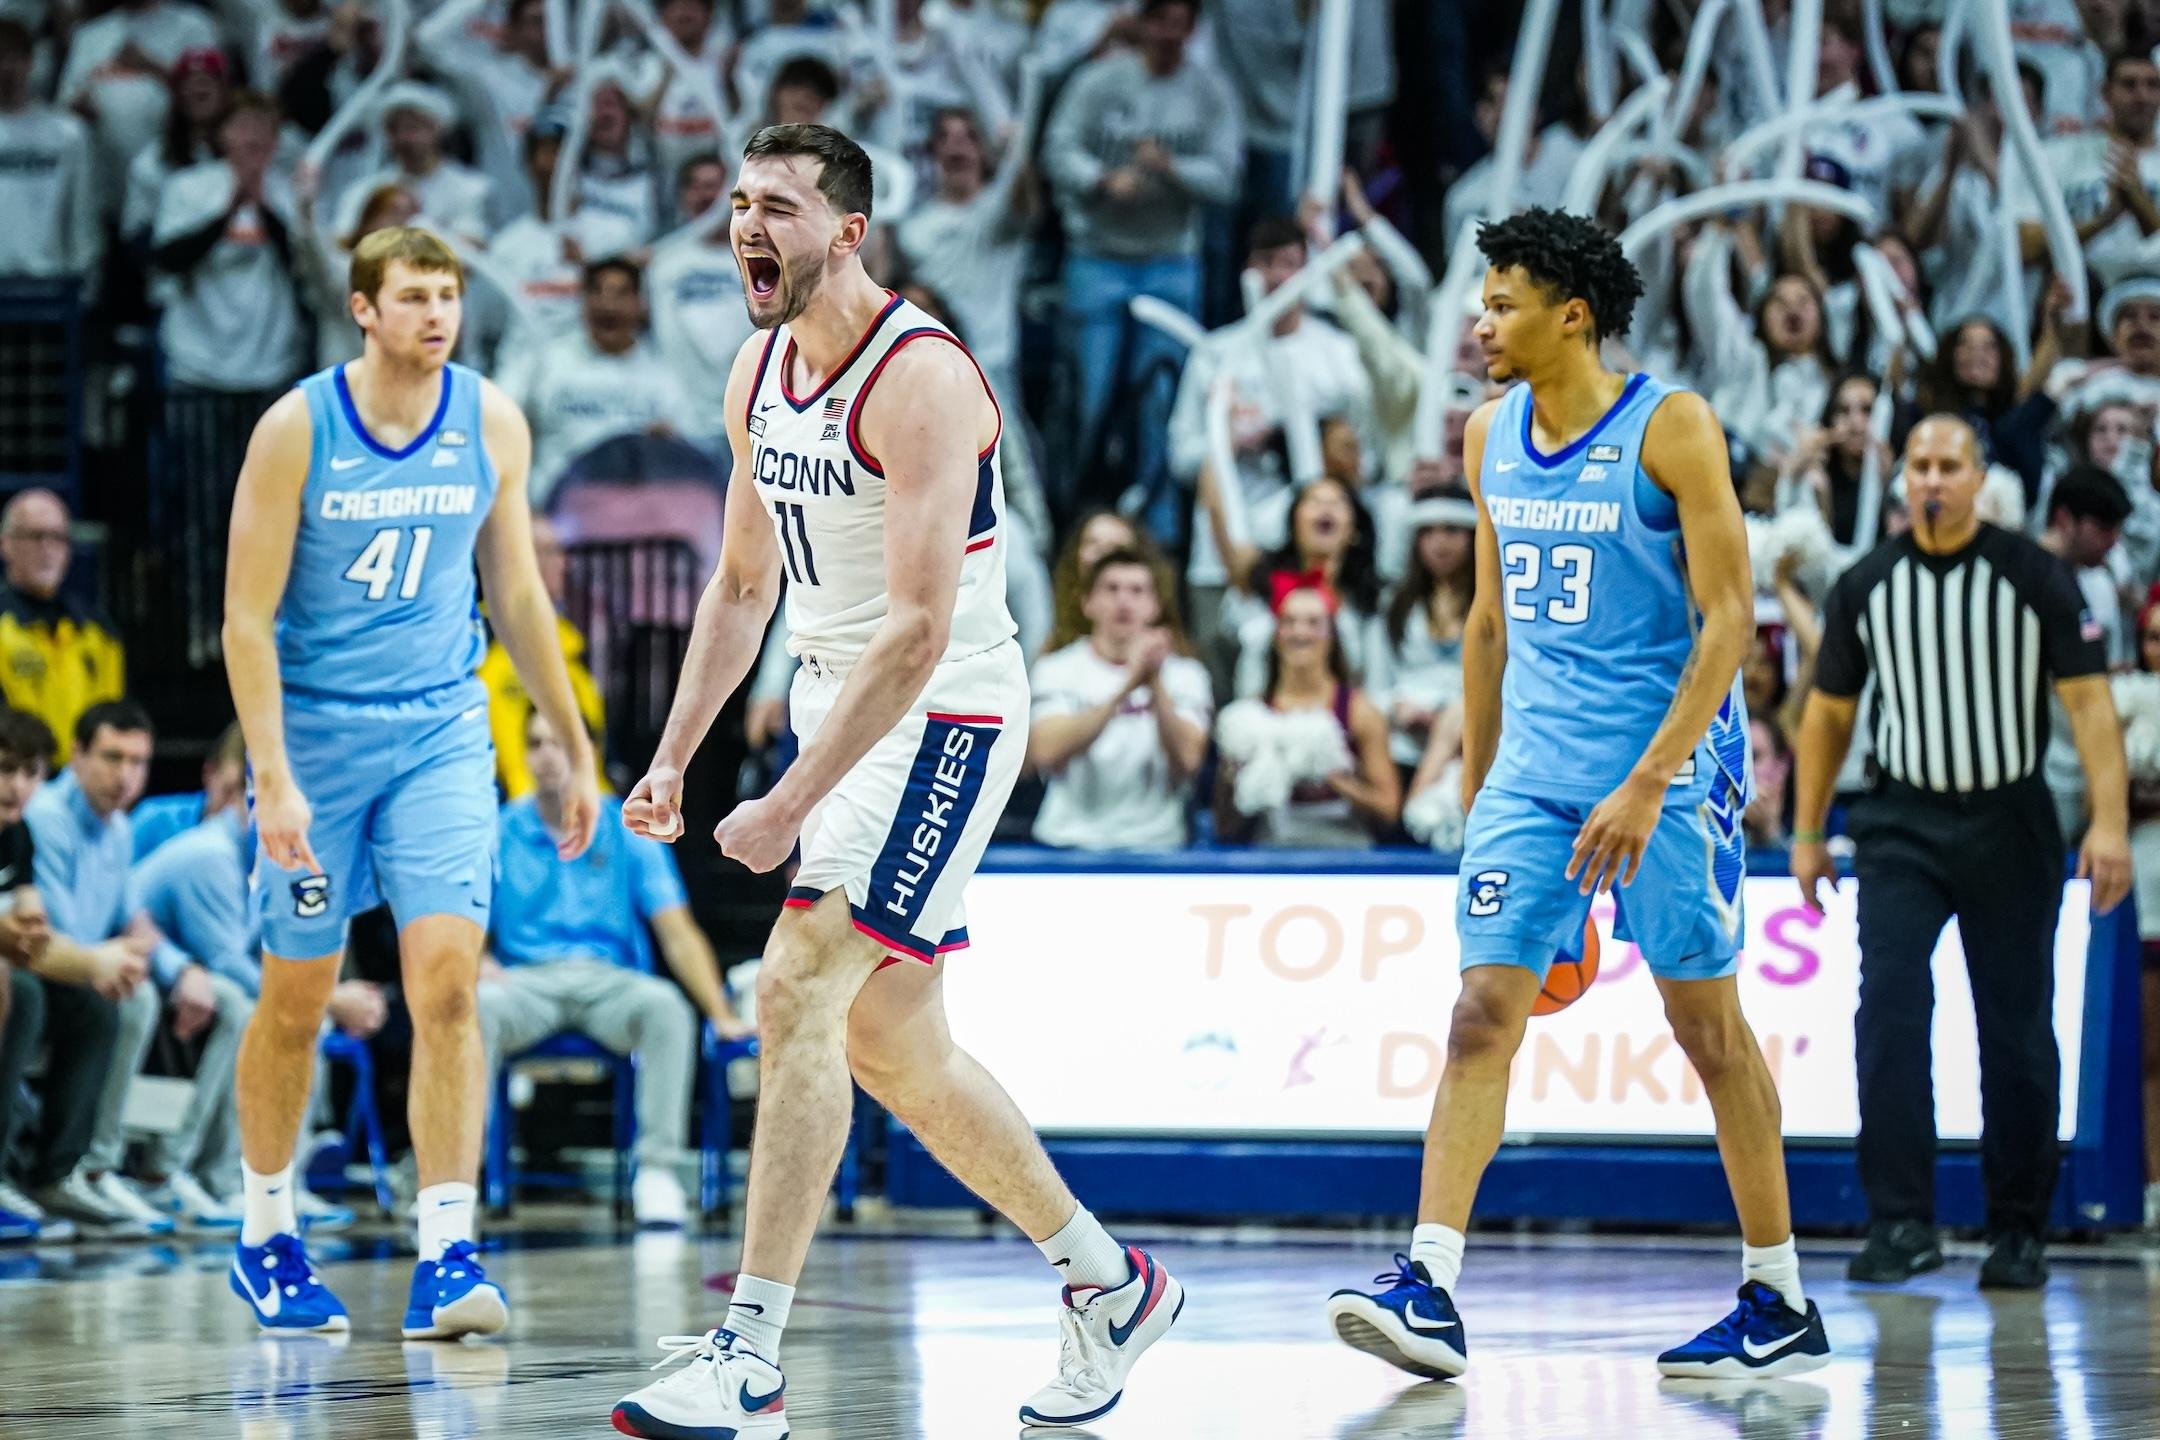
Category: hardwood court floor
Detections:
[{"x1": 1, "y1": 1217, "x2": 2156, "y2": 1438}]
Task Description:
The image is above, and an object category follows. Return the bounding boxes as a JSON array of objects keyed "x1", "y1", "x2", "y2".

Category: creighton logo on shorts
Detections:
[
  {"x1": 1467, "y1": 869, "x2": 1509, "y2": 917},
  {"x1": 291, "y1": 873, "x2": 331, "y2": 919}
]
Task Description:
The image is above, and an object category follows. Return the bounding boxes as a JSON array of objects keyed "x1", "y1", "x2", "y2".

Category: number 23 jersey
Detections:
[
  {"x1": 1477, "y1": 372, "x2": 1748, "y2": 806},
  {"x1": 281, "y1": 361, "x2": 496, "y2": 701},
  {"x1": 745, "y1": 291, "x2": 1016, "y2": 665}
]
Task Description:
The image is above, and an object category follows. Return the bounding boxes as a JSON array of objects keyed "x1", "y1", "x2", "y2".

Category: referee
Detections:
[{"x1": 1792, "y1": 415, "x2": 2132, "y2": 1291}]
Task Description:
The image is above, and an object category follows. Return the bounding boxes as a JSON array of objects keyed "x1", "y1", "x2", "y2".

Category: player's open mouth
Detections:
[{"x1": 743, "y1": 252, "x2": 781, "y2": 298}]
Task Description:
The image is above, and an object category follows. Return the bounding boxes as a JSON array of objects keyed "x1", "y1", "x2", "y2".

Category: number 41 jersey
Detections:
[
  {"x1": 1478, "y1": 372, "x2": 1749, "y2": 806},
  {"x1": 280, "y1": 361, "x2": 496, "y2": 701},
  {"x1": 746, "y1": 292, "x2": 1016, "y2": 665}
]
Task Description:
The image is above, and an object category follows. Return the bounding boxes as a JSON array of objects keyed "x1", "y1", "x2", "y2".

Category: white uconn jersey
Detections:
[{"x1": 745, "y1": 292, "x2": 1015, "y2": 663}]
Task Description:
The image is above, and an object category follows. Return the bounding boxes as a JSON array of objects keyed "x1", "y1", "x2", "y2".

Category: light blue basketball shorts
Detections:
[
  {"x1": 1455, "y1": 779, "x2": 1747, "y2": 982},
  {"x1": 254, "y1": 679, "x2": 498, "y2": 958}
]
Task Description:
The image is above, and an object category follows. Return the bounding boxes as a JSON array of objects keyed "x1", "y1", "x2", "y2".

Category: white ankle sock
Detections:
[
  {"x1": 240, "y1": 1163, "x2": 298, "y2": 1247},
  {"x1": 1410, "y1": 1223, "x2": 1466, "y2": 1293},
  {"x1": 416, "y1": 1181, "x2": 477, "y2": 1259},
  {"x1": 1036, "y1": 1205, "x2": 1130, "y2": 1292},
  {"x1": 1743, "y1": 1236, "x2": 1806, "y2": 1311},
  {"x1": 726, "y1": 1274, "x2": 795, "y2": 1360}
]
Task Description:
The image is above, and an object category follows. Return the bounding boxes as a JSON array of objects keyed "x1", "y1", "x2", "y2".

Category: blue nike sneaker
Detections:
[
  {"x1": 1657, "y1": 1280, "x2": 1832, "y2": 1379},
  {"x1": 1325, "y1": 1253, "x2": 1467, "y2": 1380},
  {"x1": 402, "y1": 1240, "x2": 509, "y2": 1340},
  {"x1": 229, "y1": 1232, "x2": 350, "y2": 1332}
]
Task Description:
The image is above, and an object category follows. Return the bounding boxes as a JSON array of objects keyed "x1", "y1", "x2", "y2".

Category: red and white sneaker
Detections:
[
  {"x1": 612, "y1": 1328, "x2": 788, "y2": 1440},
  {"x1": 1019, "y1": 1246, "x2": 1185, "y2": 1428}
]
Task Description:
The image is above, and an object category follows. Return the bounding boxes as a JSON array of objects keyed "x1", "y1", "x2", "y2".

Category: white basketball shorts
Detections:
[{"x1": 784, "y1": 639, "x2": 1028, "y2": 964}]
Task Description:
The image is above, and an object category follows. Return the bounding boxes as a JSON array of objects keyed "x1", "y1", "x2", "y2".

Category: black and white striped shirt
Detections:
[{"x1": 1815, "y1": 526, "x2": 2106, "y2": 794}]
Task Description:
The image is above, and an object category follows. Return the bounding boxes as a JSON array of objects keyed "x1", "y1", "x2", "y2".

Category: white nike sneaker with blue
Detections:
[
  {"x1": 1656, "y1": 1280, "x2": 1832, "y2": 1379},
  {"x1": 1019, "y1": 1245, "x2": 1185, "y2": 1428},
  {"x1": 611, "y1": 1327, "x2": 789, "y2": 1439},
  {"x1": 402, "y1": 1240, "x2": 509, "y2": 1340},
  {"x1": 1325, "y1": 1254, "x2": 1468, "y2": 1380},
  {"x1": 229, "y1": 1232, "x2": 350, "y2": 1332}
]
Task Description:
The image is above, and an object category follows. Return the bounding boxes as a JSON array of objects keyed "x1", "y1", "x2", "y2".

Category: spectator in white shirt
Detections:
[
  {"x1": 638, "y1": 0, "x2": 734, "y2": 190},
  {"x1": 230, "y1": 0, "x2": 332, "y2": 95},
  {"x1": 1440, "y1": 66, "x2": 1584, "y2": 248},
  {"x1": 1366, "y1": 491, "x2": 1475, "y2": 774},
  {"x1": 0, "y1": 20, "x2": 100, "y2": 285},
  {"x1": 569, "y1": 68, "x2": 663, "y2": 246},
  {"x1": 423, "y1": 0, "x2": 557, "y2": 216},
  {"x1": 646, "y1": 152, "x2": 753, "y2": 460},
  {"x1": 1028, "y1": 547, "x2": 1212, "y2": 850},
  {"x1": 1683, "y1": 219, "x2": 1836, "y2": 467},
  {"x1": 484, "y1": 118, "x2": 598, "y2": 357},
  {"x1": 121, "y1": 45, "x2": 229, "y2": 244},
  {"x1": 150, "y1": 93, "x2": 306, "y2": 393},
  {"x1": 2013, "y1": 49, "x2": 2160, "y2": 288},
  {"x1": 1169, "y1": 215, "x2": 1374, "y2": 631},
  {"x1": 55, "y1": 0, "x2": 219, "y2": 219},
  {"x1": 1044, "y1": 508, "x2": 1188, "y2": 656},
  {"x1": 732, "y1": 0, "x2": 853, "y2": 126},
  {"x1": 895, "y1": 106, "x2": 1033, "y2": 402},
  {"x1": 498, "y1": 256, "x2": 694, "y2": 505},
  {"x1": 333, "y1": 82, "x2": 494, "y2": 247}
]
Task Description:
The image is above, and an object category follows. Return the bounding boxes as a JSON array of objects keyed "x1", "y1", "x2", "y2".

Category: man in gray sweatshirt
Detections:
[{"x1": 1042, "y1": 0, "x2": 1241, "y2": 520}]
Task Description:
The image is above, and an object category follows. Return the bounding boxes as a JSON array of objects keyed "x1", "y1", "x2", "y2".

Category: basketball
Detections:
[{"x1": 1533, "y1": 918, "x2": 1602, "y2": 1016}]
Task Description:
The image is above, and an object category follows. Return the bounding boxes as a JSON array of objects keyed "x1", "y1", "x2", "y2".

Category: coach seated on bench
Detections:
[{"x1": 479, "y1": 711, "x2": 753, "y2": 1227}]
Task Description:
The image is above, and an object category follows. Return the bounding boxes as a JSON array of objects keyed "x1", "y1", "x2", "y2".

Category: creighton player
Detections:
[
  {"x1": 1325, "y1": 210, "x2": 1832, "y2": 1380},
  {"x1": 222, "y1": 227, "x2": 600, "y2": 1337},
  {"x1": 609, "y1": 124, "x2": 1181, "y2": 1439}
]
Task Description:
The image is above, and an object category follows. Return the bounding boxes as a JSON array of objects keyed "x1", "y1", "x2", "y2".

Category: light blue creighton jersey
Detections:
[
  {"x1": 279, "y1": 362, "x2": 496, "y2": 700},
  {"x1": 1477, "y1": 372, "x2": 1750, "y2": 808}
]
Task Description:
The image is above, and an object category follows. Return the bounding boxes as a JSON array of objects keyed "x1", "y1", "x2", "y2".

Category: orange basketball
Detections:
[{"x1": 1533, "y1": 919, "x2": 1602, "y2": 1016}]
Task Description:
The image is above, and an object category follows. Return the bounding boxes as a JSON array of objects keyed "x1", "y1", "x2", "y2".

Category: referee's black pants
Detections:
[{"x1": 1849, "y1": 778, "x2": 2064, "y2": 1238}]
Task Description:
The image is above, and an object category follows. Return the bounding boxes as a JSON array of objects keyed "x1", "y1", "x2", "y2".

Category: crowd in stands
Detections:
[{"x1": 9, "y1": 0, "x2": 2160, "y2": 1233}]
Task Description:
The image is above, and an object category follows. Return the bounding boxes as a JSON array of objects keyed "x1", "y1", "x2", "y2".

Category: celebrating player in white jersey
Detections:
[{"x1": 608, "y1": 124, "x2": 1183, "y2": 1439}]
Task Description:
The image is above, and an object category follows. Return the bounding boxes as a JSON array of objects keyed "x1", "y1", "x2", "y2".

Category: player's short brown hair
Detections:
[
  {"x1": 349, "y1": 226, "x2": 464, "y2": 305},
  {"x1": 742, "y1": 122, "x2": 874, "y2": 222}
]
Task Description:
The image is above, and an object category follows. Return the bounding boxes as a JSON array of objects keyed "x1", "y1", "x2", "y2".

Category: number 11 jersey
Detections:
[
  {"x1": 282, "y1": 361, "x2": 496, "y2": 702},
  {"x1": 745, "y1": 291, "x2": 1015, "y2": 666},
  {"x1": 1478, "y1": 372, "x2": 1748, "y2": 805}
]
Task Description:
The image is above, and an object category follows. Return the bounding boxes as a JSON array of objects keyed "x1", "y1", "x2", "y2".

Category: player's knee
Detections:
[
  {"x1": 1668, "y1": 1009, "x2": 1751, "y2": 1079},
  {"x1": 1445, "y1": 989, "x2": 1524, "y2": 1069},
  {"x1": 754, "y1": 958, "x2": 818, "y2": 1041},
  {"x1": 406, "y1": 975, "x2": 477, "y2": 1034},
  {"x1": 846, "y1": 1013, "x2": 916, "y2": 1100}
]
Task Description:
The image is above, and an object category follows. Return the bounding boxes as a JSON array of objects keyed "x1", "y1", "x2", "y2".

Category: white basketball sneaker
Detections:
[
  {"x1": 1019, "y1": 1245, "x2": 1185, "y2": 1428},
  {"x1": 611, "y1": 1328, "x2": 789, "y2": 1440}
]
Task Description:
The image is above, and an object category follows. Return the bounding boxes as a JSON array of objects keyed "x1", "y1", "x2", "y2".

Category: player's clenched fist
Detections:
[
  {"x1": 623, "y1": 764, "x2": 687, "y2": 841},
  {"x1": 713, "y1": 793, "x2": 801, "y2": 874}
]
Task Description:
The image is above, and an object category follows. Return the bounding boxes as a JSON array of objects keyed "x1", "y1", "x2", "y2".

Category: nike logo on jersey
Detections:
[
  {"x1": 235, "y1": 1258, "x2": 282, "y2": 1318},
  {"x1": 759, "y1": 402, "x2": 777, "y2": 412},
  {"x1": 1741, "y1": 1328, "x2": 1810, "y2": 1360},
  {"x1": 329, "y1": 456, "x2": 366, "y2": 471},
  {"x1": 1495, "y1": 459, "x2": 1520, "y2": 471}
]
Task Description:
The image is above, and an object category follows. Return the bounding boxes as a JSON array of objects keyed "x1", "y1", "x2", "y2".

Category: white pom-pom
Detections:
[
  {"x1": 1751, "y1": 505, "x2": 1837, "y2": 595},
  {"x1": 1402, "y1": 762, "x2": 1466, "y2": 851},
  {"x1": 1217, "y1": 700, "x2": 1356, "y2": 816}
]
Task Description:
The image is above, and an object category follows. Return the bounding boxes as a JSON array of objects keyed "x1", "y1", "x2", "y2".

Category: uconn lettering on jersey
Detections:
[
  {"x1": 319, "y1": 485, "x2": 480, "y2": 521},
  {"x1": 885, "y1": 726, "x2": 975, "y2": 918},
  {"x1": 754, "y1": 445, "x2": 857, "y2": 496},
  {"x1": 1485, "y1": 496, "x2": 1622, "y2": 533}
]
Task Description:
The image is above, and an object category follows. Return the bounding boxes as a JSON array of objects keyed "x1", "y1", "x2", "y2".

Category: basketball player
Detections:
[
  {"x1": 1325, "y1": 210, "x2": 1832, "y2": 1379},
  {"x1": 222, "y1": 227, "x2": 600, "y2": 1337},
  {"x1": 607, "y1": 124, "x2": 1181, "y2": 1438}
]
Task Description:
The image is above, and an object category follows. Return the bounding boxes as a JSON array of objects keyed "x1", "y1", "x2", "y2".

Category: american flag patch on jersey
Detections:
[
  {"x1": 2081, "y1": 610, "x2": 2105, "y2": 642},
  {"x1": 824, "y1": 395, "x2": 848, "y2": 420}
]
